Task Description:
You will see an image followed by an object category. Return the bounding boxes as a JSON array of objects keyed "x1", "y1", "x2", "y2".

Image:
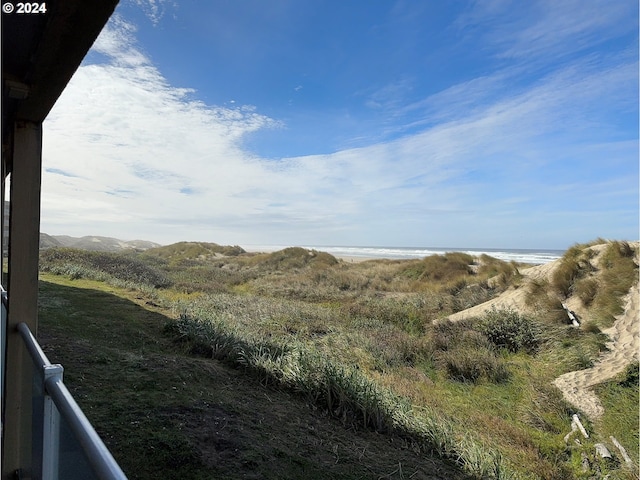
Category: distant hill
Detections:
[
  {"x1": 39, "y1": 233, "x2": 64, "y2": 249},
  {"x1": 40, "y1": 233, "x2": 161, "y2": 252}
]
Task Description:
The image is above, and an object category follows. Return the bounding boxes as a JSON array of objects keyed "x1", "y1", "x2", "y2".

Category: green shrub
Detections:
[
  {"x1": 437, "y1": 347, "x2": 510, "y2": 384},
  {"x1": 478, "y1": 308, "x2": 541, "y2": 354},
  {"x1": 429, "y1": 320, "x2": 511, "y2": 384}
]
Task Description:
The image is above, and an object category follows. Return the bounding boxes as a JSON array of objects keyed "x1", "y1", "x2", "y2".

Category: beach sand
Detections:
[{"x1": 553, "y1": 283, "x2": 639, "y2": 418}]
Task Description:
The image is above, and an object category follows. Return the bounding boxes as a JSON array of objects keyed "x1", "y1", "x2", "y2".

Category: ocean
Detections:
[{"x1": 243, "y1": 245, "x2": 565, "y2": 265}]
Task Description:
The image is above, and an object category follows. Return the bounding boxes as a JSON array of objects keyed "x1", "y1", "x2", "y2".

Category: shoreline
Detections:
[{"x1": 242, "y1": 246, "x2": 557, "y2": 265}]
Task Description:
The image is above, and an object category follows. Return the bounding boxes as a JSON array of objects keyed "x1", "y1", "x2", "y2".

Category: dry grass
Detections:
[
  {"x1": 550, "y1": 244, "x2": 596, "y2": 297},
  {"x1": 590, "y1": 241, "x2": 638, "y2": 326}
]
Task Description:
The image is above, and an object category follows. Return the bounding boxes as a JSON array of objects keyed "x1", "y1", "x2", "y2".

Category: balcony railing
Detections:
[{"x1": 2, "y1": 286, "x2": 127, "y2": 479}]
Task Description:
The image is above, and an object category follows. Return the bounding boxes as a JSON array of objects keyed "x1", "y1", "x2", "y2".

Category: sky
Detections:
[{"x1": 38, "y1": 0, "x2": 638, "y2": 250}]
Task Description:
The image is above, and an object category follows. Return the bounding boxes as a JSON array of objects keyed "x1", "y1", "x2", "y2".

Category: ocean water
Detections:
[{"x1": 243, "y1": 245, "x2": 564, "y2": 265}]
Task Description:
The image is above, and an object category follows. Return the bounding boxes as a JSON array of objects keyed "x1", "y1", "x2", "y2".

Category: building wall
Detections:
[{"x1": 3, "y1": 201, "x2": 8, "y2": 255}]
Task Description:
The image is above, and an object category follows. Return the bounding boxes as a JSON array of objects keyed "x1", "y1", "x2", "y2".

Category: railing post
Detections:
[
  {"x1": 42, "y1": 364, "x2": 63, "y2": 480},
  {"x1": 3, "y1": 120, "x2": 43, "y2": 480}
]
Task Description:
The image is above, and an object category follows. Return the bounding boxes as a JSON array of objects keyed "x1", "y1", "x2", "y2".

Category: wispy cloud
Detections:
[
  {"x1": 45, "y1": 168, "x2": 81, "y2": 178},
  {"x1": 364, "y1": 77, "x2": 415, "y2": 111},
  {"x1": 41, "y1": 5, "x2": 638, "y2": 248},
  {"x1": 456, "y1": 0, "x2": 637, "y2": 62}
]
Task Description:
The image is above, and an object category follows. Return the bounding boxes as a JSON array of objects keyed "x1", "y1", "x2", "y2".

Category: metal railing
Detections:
[{"x1": 5, "y1": 286, "x2": 127, "y2": 479}]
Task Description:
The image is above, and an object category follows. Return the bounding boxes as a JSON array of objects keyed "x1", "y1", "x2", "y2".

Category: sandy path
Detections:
[{"x1": 553, "y1": 284, "x2": 639, "y2": 419}]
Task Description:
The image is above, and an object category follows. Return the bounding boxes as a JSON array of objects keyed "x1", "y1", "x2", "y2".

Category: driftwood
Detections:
[
  {"x1": 610, "y1": 436, "x2": 633, "y2": 466},
  {"x1": 564, "y1": 414, "x2": 589, "y2": 443},
  {"x1": 572, "y1": 414, "x2": 589, "y2": 439},
  {"x1": 594, "y1": 443, "x2": 612, "y2": 460}
]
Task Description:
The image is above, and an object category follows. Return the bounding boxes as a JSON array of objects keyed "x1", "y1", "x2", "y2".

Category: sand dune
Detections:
[
  {"x1": 446, "y1": 243, "x2": 639, "y2": 420},
  {"x1": 446, "y1": 260, "x2": 557, "y2": 322}
]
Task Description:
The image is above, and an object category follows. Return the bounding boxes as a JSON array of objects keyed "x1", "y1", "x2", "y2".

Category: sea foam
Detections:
[{"x1": 244, "y1": 245, "x2": 563, "y2": 264}]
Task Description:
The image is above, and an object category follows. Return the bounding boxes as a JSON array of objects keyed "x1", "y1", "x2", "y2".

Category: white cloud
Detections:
[
  {"x1": 130, "y1": 0, "x2": 173, "y2": 26},
  {"x1": 41, "y1": 9, "x2": 638, "y2": 248}
]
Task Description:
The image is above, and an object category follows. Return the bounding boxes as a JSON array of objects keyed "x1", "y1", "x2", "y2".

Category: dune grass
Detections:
[
  {"x1": 594, "y1": 362, "x2": 639, "y2": 477},
  {"x1": 37, "y1": 241, "x2": 639, "y2": 479},
  {"x1": 39, "y1": 275, "x2": 475, "y2": 480}
]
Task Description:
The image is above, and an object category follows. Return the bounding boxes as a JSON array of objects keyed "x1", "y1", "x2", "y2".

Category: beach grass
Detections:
[{"x1": 37, "y1": 241, "x2": 638, "y2": 479}]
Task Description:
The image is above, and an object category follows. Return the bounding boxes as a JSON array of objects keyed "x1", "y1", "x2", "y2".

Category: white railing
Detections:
[{"x1": 14, "y1": 315, "x2": 127, "y2": 479}]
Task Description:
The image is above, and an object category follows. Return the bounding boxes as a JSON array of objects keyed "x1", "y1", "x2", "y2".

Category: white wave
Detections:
[{"x1": 241, "y1": 244, "x2": 563, "y2": 264}]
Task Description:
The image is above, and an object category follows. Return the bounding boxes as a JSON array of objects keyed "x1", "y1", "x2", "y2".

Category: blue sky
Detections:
[{"x1": 40, "y1": 0, "x2": 638, "y2": 249}]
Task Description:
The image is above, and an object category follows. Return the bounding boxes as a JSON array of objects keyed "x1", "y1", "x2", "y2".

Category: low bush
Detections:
[
  {"x1": 429, "y1": 319, "x2": 475, "y2": 352},
  {"x1": 429, "y1": 319, "x2": 512, "y2": 384},
  {"x1": 478, "y1": 308, "x2": 541, "y2": 354},
  {"x1": 437, "y1": 347, "x2": 510, "y2": 384}
]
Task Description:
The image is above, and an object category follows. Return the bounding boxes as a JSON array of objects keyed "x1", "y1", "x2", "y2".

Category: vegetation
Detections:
[
  {"x1": 37, "y1": 240, "x2": 639, "y2": 479},
  {"x1": 594, "y1": 362, "x2": 639, "y2": 464},
  {"x1": 529, "y1": 240, "x2": 638, "y2": 329},
  {"x1": 478, "y1": 308, "x2": 541, "y2": 354},
  {"x1": 40, "y1": 247, "x2": 171, "y2": 288}
]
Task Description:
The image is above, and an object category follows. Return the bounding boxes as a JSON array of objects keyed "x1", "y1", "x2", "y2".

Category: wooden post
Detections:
[{"x1": 2, "y1": 120, "x2": 43, "y2": 480}]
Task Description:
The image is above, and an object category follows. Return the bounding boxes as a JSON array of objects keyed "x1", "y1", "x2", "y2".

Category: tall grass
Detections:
[
  {"x1": 429, "y1": 309, "x2": 541, "y2": 385},
  {"x1": 590, "y1": 241, "x2": 638, "y2": 326},
  {"x1": 400, "y1": 252, "x2": 474, "y2": 282},
  {"x1": 165, "y1": 311, "x2": 518, "y2": 478},
  {"x1": 527, "y1": 240, "x2": 638, "y2": 327},
  {"x1": 550, "y1": 244, "x2": 595, "y2": 297}
]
